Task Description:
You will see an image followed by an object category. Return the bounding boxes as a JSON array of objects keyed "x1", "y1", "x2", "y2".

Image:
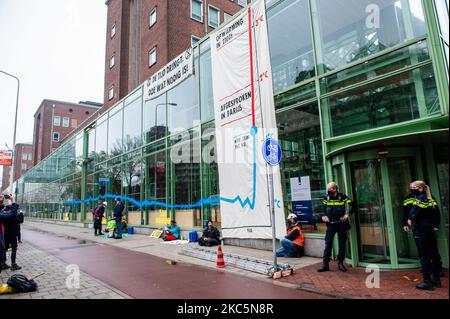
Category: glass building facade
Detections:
[{"x1": 17, "y1": 0, "x2": 448, "y2": 269}]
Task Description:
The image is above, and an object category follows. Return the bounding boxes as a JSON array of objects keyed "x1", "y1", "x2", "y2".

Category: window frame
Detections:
[
  {"x1": 208, "y1": 5, "x2": 220, "y2": 29},
  {"x1": 149, "y1": 47, "x2": 157, "y2": 67},
  {"x1": 191, "y1": 0, "x2": 203, "y2": 22},
  {"x1": 110, "y1": 54, "x2": 115, "y2": 68},
  {"x1": 108, "y1": 86, "x2": 114, "y2": 101},
  {"x1": 63, "y1": 117, "x2": 70, "y2": 127},
  {"x1": 53, "y1": 116, "x2": 61, "y2": 127},
  {"x1": 149, "y1": 7, "x2": 157, "y2": 28},
  {"x1": 53, "y1": 132, "x2": 60, "y2": 142},
  {"x1": 191, "y1": 35, "x2": 201, "y2": 47},
  {"x1": 111, "y1": 23, "x2": 116, "y2": 38},
  {"x1": 237, "y1": 0, "x2": 246, "y2": 7},
  {"x1": 224, "y1": 12, "x2": 232, "y2": 22}
]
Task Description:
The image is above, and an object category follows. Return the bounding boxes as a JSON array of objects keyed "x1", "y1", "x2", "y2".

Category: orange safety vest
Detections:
[{"x1": 287, "y1": 225, "x2": 304, "y2": 247}]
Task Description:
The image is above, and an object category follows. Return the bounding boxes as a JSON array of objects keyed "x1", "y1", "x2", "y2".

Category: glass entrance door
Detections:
[
  {"x1": 343, "y1": 148, "x2": 422, "y2": 268},
  {"x1": 351, "y1": 159, "x2": 390, "y2": 264}
]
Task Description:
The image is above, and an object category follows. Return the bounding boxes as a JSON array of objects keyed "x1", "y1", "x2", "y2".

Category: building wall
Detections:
[
  {"x1": 13, "y1": 144, "x2": 33, "y2": 183},
  {"x1": 103, "y1": 0, "x2": 248, "y2": 110},
  {"x1": 1, "y1": 166, "x2": 11, "y2": 192},
  {"x1": 32, "y1": 100, "x2": 100, "y2": 166}
]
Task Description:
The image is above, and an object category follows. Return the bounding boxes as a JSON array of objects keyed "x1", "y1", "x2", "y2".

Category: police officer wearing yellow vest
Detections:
[
  {"x1": 276, "y1": 213, "x2": 305, "y2": 257},
  {"x1": 407, "y1": 181, "x2": 442, "y2": 290},
  {"x1": 318, "y1": 182, "x2": 355, "y2": 272}
]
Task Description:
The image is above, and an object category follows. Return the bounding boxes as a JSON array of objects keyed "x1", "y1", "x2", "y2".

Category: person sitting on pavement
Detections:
[
  {"x1": 105, "y1": 218, "x2": 116, "y2": 238},
  {"x1": 198, "y1": 220, "x2": 221, "y2": 247},
  {"x1": 162, "y1": 220, "x2": 180, "y2": 241},
  {"x1": 93, "y1": 201, "x2": 107, "y2": 236},
  {"x1": 276, "y1": 213, "x2": 305, "y2": 258}
]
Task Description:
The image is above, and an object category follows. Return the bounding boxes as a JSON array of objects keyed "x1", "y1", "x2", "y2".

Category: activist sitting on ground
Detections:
[
  {"x1": 162, "y1": 220, "x2": 180, "y2": 241},
  {"x1": 276, "y1": 213, "x2": 305, "y2": 257},
  {"x1": 198, "y1": 220, "x2": 222, "y2": 247},
  {"x1": 105, "y1": 218, "x2": 116, "y2": 238}
]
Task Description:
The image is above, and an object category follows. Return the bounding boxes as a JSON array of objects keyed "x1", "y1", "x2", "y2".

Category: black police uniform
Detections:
[
  {"x1": 409, "y1": 193, "x2": 442, "y2": 289},
  {"x1": 319, "y1": 192, "x2": 354, "y2": 272},
  {"x1": 403, "y1": 192, "x2": 415, "y2": 227}
]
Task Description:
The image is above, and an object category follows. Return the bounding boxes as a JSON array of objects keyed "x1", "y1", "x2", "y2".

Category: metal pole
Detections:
[
  {"x1": 0, "y1": 69, "x2": 20, "y2": 194},
  {"x1": 269, "y1": 165, "x2": 277, "y2": 272}
]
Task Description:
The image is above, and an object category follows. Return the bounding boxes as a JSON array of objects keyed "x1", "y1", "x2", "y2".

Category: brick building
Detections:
[
  {"x1": 32, "y1": 100, "x2": 102, "y2": 166},
  {"x1": 1, "y1": 143, "x2": 33, "y2": 192},
  {"x1": 103, "y1": 0, "x2": 248, "y2": 110}
]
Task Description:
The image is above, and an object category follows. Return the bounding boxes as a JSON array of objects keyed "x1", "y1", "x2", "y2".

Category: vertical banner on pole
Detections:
[{"x1": 210, "y1": 0, "x2": 286, "y2": 239}]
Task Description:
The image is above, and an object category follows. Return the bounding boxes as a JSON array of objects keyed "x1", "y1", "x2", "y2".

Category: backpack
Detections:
[
  {"x1": 7, "y1": 274, "x2": 38, "y2": 293},
  {"x1": 17, "y1": 212, "x2": 24, "y2": 224}
]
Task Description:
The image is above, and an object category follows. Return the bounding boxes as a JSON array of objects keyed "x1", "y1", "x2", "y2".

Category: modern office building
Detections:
[
  {"x1": 103, "y1": 0, "x2": 249, "y2": 110},
  {"x1": 17, "y1": 0, "x2": 449, "y2": 269}
]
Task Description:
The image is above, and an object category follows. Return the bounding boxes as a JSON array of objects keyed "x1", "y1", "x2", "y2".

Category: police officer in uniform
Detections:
[
  {"x1": 318, "y1": 182, "x2": 355, "y2": 272},
  {"x1": 402, "y1": 183, "x2": 416, "y2": 232},
  {"x1": 407, "y1": 181, "x2": 442, "y2": 290}
]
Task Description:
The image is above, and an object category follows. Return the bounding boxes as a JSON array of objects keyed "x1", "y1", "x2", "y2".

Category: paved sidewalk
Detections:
[
  {"x1": 279, "y1": 261, "x2": 449, "y2": 299},
  {"x1": 0, "y1": 241, "x2": 132, "y2": 299},
  {"x1": 23, "y1": 219, "x2": 449, "y2": 299}
]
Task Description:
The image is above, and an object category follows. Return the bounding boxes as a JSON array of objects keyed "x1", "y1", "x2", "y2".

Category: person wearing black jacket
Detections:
[
  {"x1": 407, "y1": 181, "x2": 442, "y2": 290},
  {"x1": 113, "y1": 198, "x2": 125, "y2": 239},
  {"x1": 318, "y1": 182, "x2": 355, "y2": 272},
  {"x1": 0, "y1": 194, "x2": 22, "y2": 272},
  {"x1": 198, "y1": 220, "x2": 221, "y2": 247},
  {"x1": 402, "y1": 183, "x2": 416, "y2": 232}
]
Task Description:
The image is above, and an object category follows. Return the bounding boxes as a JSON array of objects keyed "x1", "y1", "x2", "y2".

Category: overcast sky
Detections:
[{"x1": 0, "y1": 0, "x2": 107, "y2": 182}]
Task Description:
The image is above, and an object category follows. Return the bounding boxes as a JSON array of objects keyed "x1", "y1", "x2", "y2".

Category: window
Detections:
[
  {"x1": 224, "y1": 12, "x2": 232, "y2": 22},
  {"x1": 111, "y1": 23, "x2": 116, "y2": 38},
  {"x1": 22, "y1": 153, "x2": 28, "y2": 161},
  {"x1": 53, "y1": 132, "x2": 60, "y2": 142},
  {"x1": 208, "y1": 5, "x2": 220, "y2": 28},
  {"x1": 108, "y1": 86, "x2": 114, "y2": 100},
  {"x1": 53, "y1": 116, "x2": 61, "y2": 126},
  {"x1": 21, "y1": 163, "x2": 27, "y2": 171},
  {"x1": 110, "y1": 54, "x2": 115, "y2": 68},
  {"x1": 28, "y1": 153, "x2": 32, "y2": 161},
  {"x1": 191, "y1": 0, "x2": 203, "y2": 22},
  {"x1": 238, "y1": 0, "x2": 247, "y2": 6},
  {"x1": 63, "y1": 117, "x2": 69, "y2": 127},
  {"x1": 149, "y1": 47, "x2": 157, "y2": 67},
  {"x1": 149, "y1": 7, "x2": 157, "y2": 27},
  {"x1": 191, "y1": 35, "x2": 201, "y2": 47},
  {"x1": 71, "y1": 119, "x2": 78, "y2": 128}
]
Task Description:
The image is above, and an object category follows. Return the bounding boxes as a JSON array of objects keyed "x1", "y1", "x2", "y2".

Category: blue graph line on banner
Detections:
[{"x1": 65, "y1": 127, "x2": 259, "y2": 210}]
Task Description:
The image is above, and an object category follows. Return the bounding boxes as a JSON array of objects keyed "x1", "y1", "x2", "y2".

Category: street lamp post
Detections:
[{"x1": 0, "y1": 69, "x2": 20, "y2": 194}]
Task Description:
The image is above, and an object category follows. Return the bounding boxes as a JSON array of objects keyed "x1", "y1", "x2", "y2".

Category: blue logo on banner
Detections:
[{"x1": 263, "y1": 138, "x2": 282, "y2": 166}]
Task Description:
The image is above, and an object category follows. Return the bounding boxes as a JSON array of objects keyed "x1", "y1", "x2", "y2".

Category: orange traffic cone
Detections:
[{"x1": 216, "y1": 245, "x2": 225, "y2": 268}]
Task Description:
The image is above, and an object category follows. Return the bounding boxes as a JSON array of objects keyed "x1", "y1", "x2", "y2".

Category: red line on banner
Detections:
[
  {"x1": 248, "y1": 7, "x2": 255, "y2": 127},
  {"x1": 219, "y1": 83, "x2": 251, "y2": 102},
  {"x1": 220, "y1": 114, "x2": 252, "y2": 127}
]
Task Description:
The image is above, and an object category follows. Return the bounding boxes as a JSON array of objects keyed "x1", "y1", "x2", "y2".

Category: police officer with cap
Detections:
[{"x1": 318, "y1": 182, "x2": 355, "y2": 272}]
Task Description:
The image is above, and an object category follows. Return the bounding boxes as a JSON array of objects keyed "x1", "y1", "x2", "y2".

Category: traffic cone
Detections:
[{"x1": 216, "y1": 245, "x2": 225, "y2": 268}]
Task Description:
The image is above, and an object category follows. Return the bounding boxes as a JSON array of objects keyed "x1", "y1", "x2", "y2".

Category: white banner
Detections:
[
  {"x1": 211, "y1": 0, "x2": 286, "y2": 239},
  {"x1": 144, "y1": 47, "x2": 194, "y2": 101}
]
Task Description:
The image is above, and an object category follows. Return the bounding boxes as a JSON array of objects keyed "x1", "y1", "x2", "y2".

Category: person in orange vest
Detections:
[{"x1": 276, "y1": 213, "x2": 305, "y2": 257}]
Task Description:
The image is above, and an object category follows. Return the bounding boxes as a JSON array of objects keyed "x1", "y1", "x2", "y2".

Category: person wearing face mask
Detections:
[
  {"x1": 407, "y1": 181, "x2": 442, "y2": 290},
  {"x1": 318, "y1": 182, "x2": 355, "y2": 272},
  {"x1": 402, "y1": 183, "x2": 417, "y2": 232}
]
